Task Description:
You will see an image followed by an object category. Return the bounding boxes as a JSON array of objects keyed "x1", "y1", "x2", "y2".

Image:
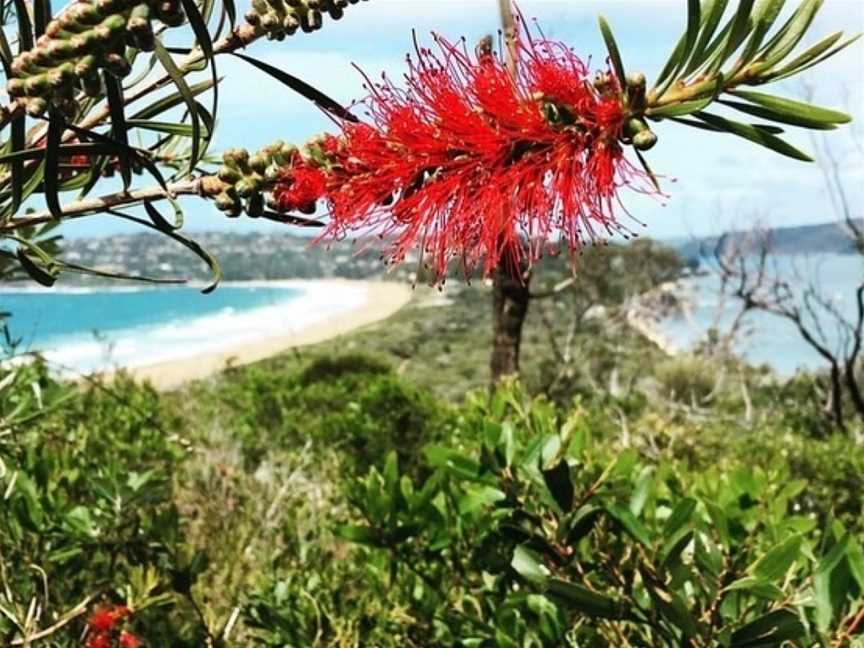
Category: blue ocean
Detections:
[
  {"x1": 660, "y1": 253, "x2": 863, "y2": 376},
  {"x1": 0, "y1": 282, "x2": 359, "y2": 374}
]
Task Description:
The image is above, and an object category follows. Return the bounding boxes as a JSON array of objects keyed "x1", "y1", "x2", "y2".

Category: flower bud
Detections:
[
  {"x1": 25, "y1": 97, "x2": 48, "y2": 116},
  {"x1": 299, "y1": 9, "x2": 322, "y2": 32},
  {"x1": 74, "y1": 54, "x2": 97, "y2": 76},
  {"x1": 217, "y1": 165, "x2": 242, "y2": 183},
  {"x1": 6, "y1": 78, "x2": 26, "y2": 97},
  {"x1": 222, "y1": 147, "x2": 250, "y2": 169},
  {"x1": 69, "y1": 31, "x2": 100, "y2": 55},
  {"x1": 215, "y1": 191, "x2": 240, "y2": 211},
  {"x1": 45, "y1": 39, "x2": 77, "y2": 61},
  {"x1": 234, "y1": 179, "x2": 256, "y2": 197},
  {"x1": 47, "y1": 62, "x2": 75, "y2": 89},
  {"x1": 633, "y1": 130, "x2": 657, "y2": 151},
  {"x1": 24, "y1": 74, "x2": 50, "y2": 96},
  {"x1": 249, "y1": 153, "x2": 269, "y2": 173},
  {"x1": 104, "y1": 52, "x2": 131, "y2": 77}
]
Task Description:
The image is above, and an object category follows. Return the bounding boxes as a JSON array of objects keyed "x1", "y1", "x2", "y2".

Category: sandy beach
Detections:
[{"x1": 119, "y1": 279, "x2": 412, "y2": 391}]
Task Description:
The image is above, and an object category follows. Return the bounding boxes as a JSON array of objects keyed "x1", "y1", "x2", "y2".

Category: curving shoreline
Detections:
[{"x1": 114, "y1": 279, "x2": 412, "y2": 391}]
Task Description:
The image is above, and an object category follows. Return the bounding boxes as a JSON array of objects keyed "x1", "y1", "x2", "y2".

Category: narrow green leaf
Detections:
[
  {"x1": 546, "y1": 579, "x2": 621, "y2": 618},
  {"x1": 542, "y1": 460, "x2": 574, "y2": 513},
  {"x1": 597, "y1": 16, "x2": 626, "y2": 87},
  {"x1": 606, "y1": 505, "x2": 652, "y2": 546},
  {"x1": 222, "y1": 0, "x2": 236, "y2": 28},
  {"x1": 44, "y1": 110, "x2": 63, "y2": 219},
  {"x1": 709, "y1": 0, "x2": 756, "y2": 73},
  {"x1": 769, "y1": 33, "x2": 862, "y2": 81},
  {"x1": 738, "y1": 0, "x2": 788, "y2": 66},
  {"x1": 750, "y1": 534, "x2": 802, "y2": 581},
  {"x1": 154, "y1": 41, "x2": 201, "y2": 175},
  {"x1": 730, "y1": 90, "x2": 851, "y2": 124},
  {"x1": 10, "y1": 116, "x2": 25, "y2": 214},
  {"x1": 13, "y1": 0, "x2": 33, "y2": 51},
  {"x1": 336, "y1": 524, "x2": 384, "y2": 547},
  {"x1": 512, "y1": 546, "x2": 549, "y2": 585},
  {"x1": 104, "y1": 73, "x2": 132, "y2": 189},
  {"x1": 655, "y1": 34, "x2": 687, "y2": 88},
  {"x1": 144, "y1": 200, "x2": 183, "y2": 232},
  {"x1": 130, "y1": 79, "x2": 213, "y2": 120},
  {"x1": 106, "y1": 210, "x2": 222, "y2": 293},
  {"x1": 758, "y1": 30, "x2": 840, "y2": 79},
  {"x1": 684, "y1": 0, "x2": 730, "y2": 74},
  {"x1": 0, "y1": 22, "x2": 14, "y2": 76},
  {"x1": 231, "y1": 52, "x2": 358, "y2": 123},
  {"x1": 126, "y1": 120, "x2": 197, "y2": 136},
  {"x1": 655, "y1": 0, "x2": 700, "y2": 88},
  {"x1": 634, "y1": 149, "x2": 662, "y2": 193},
  {"x1": 16, "y1": 247, "x2": 55, "y2": 287},
  {"x1": 694, "y1": 111, "x2": 812, "y2": 161},
  {"x1": 758, "y1": 0, "x2": 823, "y2": 69},
  {"x1": 724, "y1": 576, "x2": 785, "y2": 600},
  {"x1": 647, "y1": 584, "x2": 701, "y2": 638},
  {"x1": 32, "y1": 0, "x2": 51, "y2": 38},
  {"x1": 663, "y1": 498, "x2": 698, "y2": 537},
  {"x1": 730, "y1": 609, "x2": 806, "y2": 646},
  {"x1": 648, "y1": 95, "x2": 715, "y2": 118},
  {"x1": 180, "y1": 0, "x2": 214, "y2": 59},
  {"x1": 260, "y1": 211, "x2": 326, "y2": 227}
]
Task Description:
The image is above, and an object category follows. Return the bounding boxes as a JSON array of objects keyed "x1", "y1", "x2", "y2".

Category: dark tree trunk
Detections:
[{"x1": 490, "y1": 261, "x2": 531, "y2": 385}]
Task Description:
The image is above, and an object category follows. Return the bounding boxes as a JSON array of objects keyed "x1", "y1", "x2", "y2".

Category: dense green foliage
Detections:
[{"x1": 1, "y1": 243, "x2": 863, "y2": 646}]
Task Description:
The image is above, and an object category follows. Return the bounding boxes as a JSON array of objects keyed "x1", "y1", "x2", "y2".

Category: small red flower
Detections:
[
  {"x1": 87, "y1": 605, "x2": 131, "y2": 634},
  {"x1": 84, "y1": 634, "x2": 111, "y2": 648},
  {"x1": 273, "y1": 160, "x2": 328, "y2": 213},
  {"x1": 119, "y1": 630, "x2": 142, "y2": 648}
]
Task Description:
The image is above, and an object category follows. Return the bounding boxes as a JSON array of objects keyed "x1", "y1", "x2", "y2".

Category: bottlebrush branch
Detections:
[{"x1": 200, "y1": 0, "x2": 858, "y2": 282}]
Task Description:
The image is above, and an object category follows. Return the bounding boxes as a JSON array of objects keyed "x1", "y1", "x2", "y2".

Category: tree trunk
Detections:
[{"x1": 490, "y1": 261, "x2": 531, "y2": 385}]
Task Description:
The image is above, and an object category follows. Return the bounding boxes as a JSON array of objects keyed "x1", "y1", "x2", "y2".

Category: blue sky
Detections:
[{"x1": 59, "y1": 0, "x2": 864, "y2": 242}]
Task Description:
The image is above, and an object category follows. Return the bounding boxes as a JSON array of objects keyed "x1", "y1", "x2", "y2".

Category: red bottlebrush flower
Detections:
[
  {"x1": 87, "y1": 605, "x2": 131, "y2": 633},
  {"x1": 84, "y1": 634, "x2": 111, "y2": 648},
  {"x1": 273, "y1": 159, "x2": 328, "y2": 214},
  {"x1": 119, "y1": 630, "x2": 142, "y2": 648},
  {"x1": 316, "y1": 22, "x2": 654, "y2": 281}
]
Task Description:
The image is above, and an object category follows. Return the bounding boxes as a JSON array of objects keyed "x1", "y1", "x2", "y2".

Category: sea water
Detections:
[
  {"x1": 0, "y1": 282, "x2": 368, "y2": 374},
  {"x1": 660, "y1": 253, "x2": 863, "y2": 376}
]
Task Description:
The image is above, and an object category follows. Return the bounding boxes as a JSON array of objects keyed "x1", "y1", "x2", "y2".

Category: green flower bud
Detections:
[
  {"x1": 45, "y1": 39, "x2": 77, "y2": 61},
  {"x1": 25, "y1": 97, "x2": 48, "y2": 116},
  {"x1": 24, "y1": 74, "x2": 50, "y2": 96},
  {"x1": 223, "y1": 147, "x2": 250, "y2": 169},
  {"x1": 74, "y1": 54, "x2": 97, "y2": 77},
  {"x1": 69, "y1": 31, "x2": 100, "y2": 55},
  {"x1": 264, "y1": 163, "x2": 282, "y2": 182},
  {"x1": 68, "y1": 3, "x2": 104, "y2": 26},
  {"x1": 249, "y1": 153, "x2": 269, "y2": 174},
  {"x1": 299, "y1": 9, "x2": 322, "y2": 32},
  {"x1": 157, "y1": 7, "x2": 186, "y2": 27},
  {"x1": 215, "y1": 191, "x2": 240, "y2": 211},
  {"x1": 633, "y1": 130, "x2": 658, "y2": 151},
  {"x1": 47, "y1": 63, "x2": 75, "y2": 89},
  {"x1": 244, "y1": 9, "x2": 261, "y2": 25},
  {"x1": 6, "y1": 78, "x2": 26, "y2": 97},
  {"x1": 104, "y1": 52, "x2": 131, "y2": 77},
  {"x1": 217, "y1": 165, "x2": 242, "y2": 183},
  {"x1": 234, "y1": 179, "x2": 256, "y2": 198}
]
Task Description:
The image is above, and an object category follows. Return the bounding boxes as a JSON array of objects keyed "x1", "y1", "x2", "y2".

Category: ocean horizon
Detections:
[{"x1": 0, "y1": 280, "x2": 370, "y2": 375}]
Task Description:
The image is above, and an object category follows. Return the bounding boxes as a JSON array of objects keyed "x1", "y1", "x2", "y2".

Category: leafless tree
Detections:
[{"x1": 711, "y1": 115, "x2": 863, "y2": 432}]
